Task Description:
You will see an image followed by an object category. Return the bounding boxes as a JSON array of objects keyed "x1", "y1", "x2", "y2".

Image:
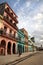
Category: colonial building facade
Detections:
[
  {"x1": 20, "y1": 28, "x2": 29, "y2": 52},
  {"x1": 16, "y1": 29, "x2": 25, "y2": 53},
  {"x1": 0, "y1": 2, "x2": 18, "y2": 55},
  {"x1": 0, "y1": 2, "x2": 34, "y2": 56}
]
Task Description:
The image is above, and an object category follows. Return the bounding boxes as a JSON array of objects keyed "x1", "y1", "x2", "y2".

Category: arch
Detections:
[
  {"x1": 7, "y1": 42, "x2": 11, "y2": 54},
  {"x1": 1, "y1": 40, "x2": 6, "y2": 48},
  {"x1": 1, "y1": 40, "x2": 6, "y2": 55},
  {"x1": 13, "y1": 43, "x2": 15, "y2": 54}
]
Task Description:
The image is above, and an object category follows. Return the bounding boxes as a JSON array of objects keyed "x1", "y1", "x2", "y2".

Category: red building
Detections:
[{"x1": 0, "y1": 2, "x2": 18, "y2": 55}]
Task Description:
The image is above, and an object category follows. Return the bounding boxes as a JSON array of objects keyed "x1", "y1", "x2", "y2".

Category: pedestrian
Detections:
[{"x1": 18, "y1": 45, "x2": 22, "y2": 56}]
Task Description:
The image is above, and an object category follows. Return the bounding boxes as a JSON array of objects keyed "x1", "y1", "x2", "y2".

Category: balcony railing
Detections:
[
  {"x1": 3, "y1": 16, "x2": 18, "y2": 30},
  {"x1": 0, "y1": 29, "x2": 17, "y2": 41},
  {"x1": 5, "y1": 9, "x2": 18, "y2": 23}
]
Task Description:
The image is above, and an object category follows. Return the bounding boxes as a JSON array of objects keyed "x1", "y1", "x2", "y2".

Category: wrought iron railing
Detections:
[{"x1": 0, "y1": 29, "x2": 16, "y2": 41}]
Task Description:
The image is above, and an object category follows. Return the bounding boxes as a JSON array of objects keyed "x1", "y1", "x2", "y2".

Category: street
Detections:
[{"x1": 16, "y1": 51, "x2": 43, "y2": 65}]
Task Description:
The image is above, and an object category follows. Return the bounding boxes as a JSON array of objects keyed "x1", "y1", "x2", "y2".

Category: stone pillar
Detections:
[
  {"x1": 15, "y1": 43, "x2": 17, "y2": 54},
  {"x1": 11, "y1": 43, "x2": 13, "y2": 54},
  {"x1": 5, "y1": 43, "x2": 7, "y2": 55}
]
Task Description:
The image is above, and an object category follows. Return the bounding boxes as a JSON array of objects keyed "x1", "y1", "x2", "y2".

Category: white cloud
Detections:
[
  {"x1": 41, "y1": 35, "x2": 43, "y2": 38},
  {"x1": 16, "y1": 0, "x2": 43, "y2": 46},
  {"x1": 13, "y1": 0, "x2": 20, "y2": 7},
  {"x1": 25, "y1": 1, "x2": 31, "y2": 8},
  {"x1": 30, "y1": 12, "x2": 43, "y2": 32},
  {"x1": 17, "y1": 0, "x2": 20, "y2": 1},
  {"x1": 40, "y1": 40, "x2": 43, "y2": 42},
  {"x1": 33, "y1": 13, "x2": 43, "y2": 20}
]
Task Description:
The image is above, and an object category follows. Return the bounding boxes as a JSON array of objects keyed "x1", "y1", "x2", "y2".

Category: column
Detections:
[
  {"x1": 11, "y1": 43, "x2": 13, "y2": 54},
  {"x1": 5, "y1": 43, "x2": 7, "y2": 55},
  {"x1": 15, "y1": 43, "x2": 18, "y2": 54}
]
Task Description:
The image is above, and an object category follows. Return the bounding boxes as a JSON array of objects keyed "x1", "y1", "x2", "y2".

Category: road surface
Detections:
[{"x1": 16, "y1": 51, "x2": 43, "y2": 65}]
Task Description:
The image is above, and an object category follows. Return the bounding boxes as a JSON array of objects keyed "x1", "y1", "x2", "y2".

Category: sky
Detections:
[{"x1": 0, "y1": 0, "x2": 43, "y2": 47}]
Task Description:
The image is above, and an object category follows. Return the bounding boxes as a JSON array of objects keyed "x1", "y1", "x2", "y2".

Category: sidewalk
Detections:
[{"x1": 0, "y1": 51, "x2": 37, "y2": 65}]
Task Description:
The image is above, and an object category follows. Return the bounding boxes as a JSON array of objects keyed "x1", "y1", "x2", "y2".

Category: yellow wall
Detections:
[{"x1": 0, "y1": 18, "x2": 4, "y2": 29}]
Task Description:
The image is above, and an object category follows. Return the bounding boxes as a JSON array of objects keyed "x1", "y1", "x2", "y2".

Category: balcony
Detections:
[
  {"x1": 17, "y1": 38, "x2": 28, "y2": 45},
  {"x1": 3, "y1": 16, "x2": 18, "y2": 30},
  {"x1": 0, "y1": 29, "x2": 17, "y2": 41},
  {"x1": 5, "y1": 8, "x2": 18, "y2": 23}
]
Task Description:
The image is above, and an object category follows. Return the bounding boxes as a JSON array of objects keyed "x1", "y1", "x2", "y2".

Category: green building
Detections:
[
  {"x1": 16, "y1": 29, "x2": 29, "y2": 53},
  {"x1": 16, "y1": 29, "x2": 25, "y2": 53}
]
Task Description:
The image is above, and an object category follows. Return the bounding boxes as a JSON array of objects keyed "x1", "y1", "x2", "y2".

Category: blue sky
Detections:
[{"x1": 0, "y1": 0, "x2": 43, "y2": 46}]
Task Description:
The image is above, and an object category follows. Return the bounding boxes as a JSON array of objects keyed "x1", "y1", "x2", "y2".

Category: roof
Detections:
[{"x1": 0, "y1": 2, "x2": 18, "y2": 18}]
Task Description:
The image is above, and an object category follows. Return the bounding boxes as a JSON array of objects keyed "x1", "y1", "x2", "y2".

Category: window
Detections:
[
  {"x1": 13, "y1": 23, "x2": 16, "y2": 26},
  {"x1": 6, "y1": 7, "x2": 9, "y2": 11},
  {"x1": 6, "y1": 15, "x2": 9, "y2": 19},
  {"x1": 4, "y1": 26, "x2": 7, "y2": 33},
  {"x1": 10, "y1": 19, "x2": 12, "y2": 23},
  {"x1": 4, "y1": 26, "x2": 7, "y2": 30},
  {"x1": 10, "y1": 29, "x2": 12, "y2": 34},
  {"x1": 11, "y1": 13, "x2": 13, "y2": 16},
  {"x1": 4, "y1": 15, "x2": 9, "y2": 20}
]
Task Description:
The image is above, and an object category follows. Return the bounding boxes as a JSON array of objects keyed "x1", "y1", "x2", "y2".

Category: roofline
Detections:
[{"x1": 0, "y1": 2, "x2": 18, "y2": 18}]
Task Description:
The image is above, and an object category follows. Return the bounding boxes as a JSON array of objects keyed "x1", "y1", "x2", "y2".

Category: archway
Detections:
[
  {"x1": 13, "y1": 43, "x2": 15, "y2": 54},
  {"x1": 7, "y1": 42, "x2": 11, "y2": 54},
  {"x1": 1, "y1": 40, "x2": 6, "y2": 55}
]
